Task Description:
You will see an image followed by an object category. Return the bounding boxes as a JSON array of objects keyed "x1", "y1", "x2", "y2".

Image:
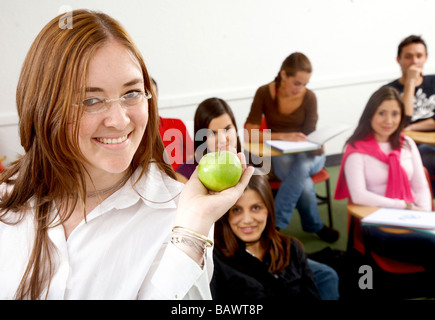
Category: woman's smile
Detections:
[
  {"x1": 95, "y1": 132, "x2": 131, "y2": 145},
  {"x1": 239, "y1": 226, "x2": 258, "y2": 234}
]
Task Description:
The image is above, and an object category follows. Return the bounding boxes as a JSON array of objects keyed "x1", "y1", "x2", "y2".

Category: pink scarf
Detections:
[{"x1": 334, "y1": 134, "x2": 415, "y2": 203}]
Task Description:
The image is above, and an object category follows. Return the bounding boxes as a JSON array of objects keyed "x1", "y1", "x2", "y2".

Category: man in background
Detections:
[{"x1": 386, "y1": 35, "x2": 435, "y2": 196}]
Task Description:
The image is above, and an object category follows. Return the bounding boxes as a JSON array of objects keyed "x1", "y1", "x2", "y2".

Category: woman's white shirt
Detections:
[{"x1": 0, "y1": 163, "x2": 213, "y2": 299}]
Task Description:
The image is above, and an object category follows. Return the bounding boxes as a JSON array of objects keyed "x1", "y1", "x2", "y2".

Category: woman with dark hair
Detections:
[
  {"x1": 0, "y1": 10, "x2": 253, "y2": 299},
  {"x1": 245, "y1": 52, "x2": 339, "y2": 242},
  {"x1": 176, "y1": 97, "x2": 242, "y2": 180},
  {"x1": 335, "y1": 86, "x2": 430, "y2": 209},
  {"x1": 177, "y1": 100, "x2": 338, "y2": 299},
  {"x1": 211, "y1": 173, "x2": 339, "y2": 300},
  {"x1": 335, "y1": 86, "x2": 435, "y2": 272}
]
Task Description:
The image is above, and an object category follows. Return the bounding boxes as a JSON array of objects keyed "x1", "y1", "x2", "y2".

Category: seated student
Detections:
[
  {"x1": 386, "y1": 35, "x2": 435, "y2": 129},
  {"x1": 385, "y1": 35, "x2": 435, "y2": 196},
  {"x1": 151, "y1": 78, "x2": 194, "y2": 171},
  {"x1": 335, "y1": 86, "x2": 435, "y2": 272},
  {"x1": 244, "y1": 52, "x2": 338, "y2": 242},
  {"x1": 177, "y1": 98, "x2": 339, "y2": 300},
  {"x1": 176, "y1": 97, "x2": 242, "y2": 179},
  {"x1": 211, "y1": 173, "x2": 339, "y2": 300}
]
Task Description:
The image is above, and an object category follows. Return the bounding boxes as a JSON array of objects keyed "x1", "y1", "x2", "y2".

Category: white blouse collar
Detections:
[{"x1": 100, "y1": 162, "x2": 182, "y2": 213}]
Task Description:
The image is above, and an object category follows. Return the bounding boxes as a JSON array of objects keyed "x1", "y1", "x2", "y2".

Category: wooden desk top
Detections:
[
  {"x1": 347, "y1": 204, "x2": 378, "y2": 219},
  {"x1": 347, "y1": 204, "x2": 413, "y2": 234},
  {"x1": 403, "y1": 130, "x2": 435, "y2": 145}
]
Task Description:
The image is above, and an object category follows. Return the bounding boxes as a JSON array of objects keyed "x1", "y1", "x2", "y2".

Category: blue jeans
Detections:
[
  {"x1": 418, "y1": 143, "x2": 435, "y2": 197},
  {"x1": 307, "y1": 259, "x2": 339, "y2": 300},
  {"x1": 272, "y1": 152, "x2": 326, "y2": 231}
]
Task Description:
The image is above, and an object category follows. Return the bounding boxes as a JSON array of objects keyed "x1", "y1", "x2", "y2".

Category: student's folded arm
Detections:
[
  {"x1": 244, "y1": 122, "x2": 263, "y2": 142},
  {"x1": 245, "y1": 123, "x2": 306, "y2": 142},
  {"x1": 344, "y1": 153, "x2": 406, "y2": 209},
  {"x1": 406, "y1": 118, "x2": 435, "y2": 132}
]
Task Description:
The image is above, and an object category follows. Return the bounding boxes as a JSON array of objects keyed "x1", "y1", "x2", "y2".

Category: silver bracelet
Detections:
[
  {"x1": 171, "y1": 234, "x2": 206, "y2": 257},
  {"x1": 172, "y1": 226, "x2": 213, "y2": 248},
  {"x1": 172, "y1": 229, "x2": 211, "y2": 247}
]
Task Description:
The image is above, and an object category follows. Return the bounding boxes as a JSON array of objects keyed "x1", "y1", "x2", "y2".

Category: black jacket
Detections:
[{"x1": 211, "y1": 238, "x2": 320, "y2": 300}]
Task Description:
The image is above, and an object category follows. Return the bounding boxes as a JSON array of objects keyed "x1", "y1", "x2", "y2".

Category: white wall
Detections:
[{"x1": 1, "y1": 0, "x2": 435, "y2": 165}]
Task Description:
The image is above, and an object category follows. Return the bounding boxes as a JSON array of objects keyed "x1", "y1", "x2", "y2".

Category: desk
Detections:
[
  {"x1": 403, "y1": 130, "x2": 435, "y2": 145},
  {"x1": 347, "y1": 204, "x2": 378, "y2": 219},
  {"x1": 347, "y1": 204, "x2": 412, "y2": 234}
]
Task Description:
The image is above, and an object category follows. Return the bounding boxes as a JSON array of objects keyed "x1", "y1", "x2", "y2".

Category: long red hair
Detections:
[{"x1": 0, "y1": 10, "x2": 174, "y2": 299}]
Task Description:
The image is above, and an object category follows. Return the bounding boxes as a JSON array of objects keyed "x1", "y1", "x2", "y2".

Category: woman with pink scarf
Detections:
[{"x1": 335, "y1": 86, "x2": 434, "y2": 272}]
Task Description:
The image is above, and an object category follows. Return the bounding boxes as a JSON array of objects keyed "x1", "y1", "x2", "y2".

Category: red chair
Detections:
[
  {"x1": 348, "y1": 206, "x2": 426, "y2": 274},
  {"x1": 0, "y1": 156, "x2": 5, "y2": 173},
  {"x1": 347, "y1": 167, "x2": 433, "y2": 274},
  {"x1": 158, "y1": 117, "x2": 194, "y2": 171},
  {"x1": 245, "y1": 117, "x2": 333, "y2": 227}
]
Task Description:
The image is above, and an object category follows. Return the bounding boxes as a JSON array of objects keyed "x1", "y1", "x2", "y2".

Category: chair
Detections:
[
  {"x1": 158, "y1": 117, "x2": 194, "y2": 172},
  {"x1": 0, "y1": 155, "x2": 5, "y2": 173},
  {"x1": 347, "y1": 167, "x2": 434, "y2": 274},
  {"x1": 245, "y1": 117, "x2": 333, "y2": 227},
  {"x1": 348, "y1": 206, "x2": 426, "y2": 274}
]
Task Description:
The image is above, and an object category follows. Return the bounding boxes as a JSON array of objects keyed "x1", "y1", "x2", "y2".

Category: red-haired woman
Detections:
[{"x1": 0, "y1": 10, "x2": 253, "y2": 300}]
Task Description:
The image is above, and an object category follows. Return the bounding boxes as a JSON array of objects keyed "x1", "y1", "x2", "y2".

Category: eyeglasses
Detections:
[{"x1": 74, "y1": 90, "x2": 152, "y2": 114}]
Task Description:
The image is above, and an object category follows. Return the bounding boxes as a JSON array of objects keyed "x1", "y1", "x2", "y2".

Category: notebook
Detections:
[
  {"x1": 362, "y1": 208, "x2": 435, "y2": 234},
  {"x1": 265, "y1": 123, "x2": 351, "y2": 154}
]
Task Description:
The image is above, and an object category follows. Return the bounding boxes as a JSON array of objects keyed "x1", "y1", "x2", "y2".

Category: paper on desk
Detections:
[
  {"x1": 362, "y1": 208, "x2": 435, "y2": 233},
  {"x1": 264, "y1": 123, "x2": 351, "y2": 154},
  {"x1": 264, "y1": 140, "x2": 321, "y2": 153},
  {"x1": 306, "y1": 123, "x2": 352, "y2": 145}
]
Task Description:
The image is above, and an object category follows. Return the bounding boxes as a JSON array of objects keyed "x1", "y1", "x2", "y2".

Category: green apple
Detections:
[{"x1": 198, "y1": 151, "x2": 242, "y2": 191}]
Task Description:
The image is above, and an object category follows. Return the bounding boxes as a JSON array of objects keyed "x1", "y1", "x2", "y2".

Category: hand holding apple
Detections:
[
  {"x1": 175, "y1": 152, "x2": 254, "y2": 238},
  {"x1": 197, "y1": 150, "x2": 243, "y2": 191}
]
